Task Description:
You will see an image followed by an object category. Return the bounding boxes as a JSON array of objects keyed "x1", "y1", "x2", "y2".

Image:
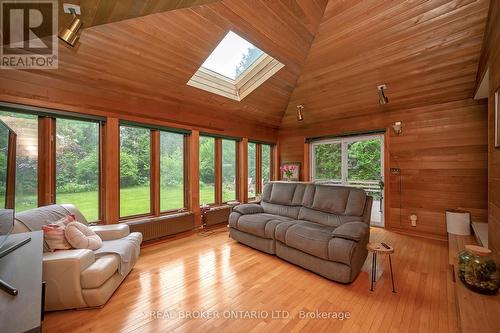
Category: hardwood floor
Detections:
[{"x1": 43, "y1": 228, "x2": 457, "y2": 333}]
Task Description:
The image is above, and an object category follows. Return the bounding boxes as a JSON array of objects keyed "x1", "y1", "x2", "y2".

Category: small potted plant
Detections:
[{"x1": 280, "y1": 165, "x2": 297, "y2": 181}]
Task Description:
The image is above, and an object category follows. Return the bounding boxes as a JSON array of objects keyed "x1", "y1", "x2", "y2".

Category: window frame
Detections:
[
  {"x1": 248, "y1": 141, "x2": 276, "y2": 200},
  {"x1": 119, "y1": 125, "x2": 189, "y2": 221},
  {"x1": 220, "y1": 138, "x2": 238, "y2": 204},
  {"x1": 54, "y1": 117, "x2": 103, "y2": 222},
  {"x1": 158, "y1": 129, "x2": 188, "y2": 214},
  {"x1": 199, "y1": 135, "x2": 240, "y2": 207}
]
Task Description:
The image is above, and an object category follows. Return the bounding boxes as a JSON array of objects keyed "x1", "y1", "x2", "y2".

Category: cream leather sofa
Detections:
[{"x1": 13, "y1": 204, "x2": 142, "y2": 311}]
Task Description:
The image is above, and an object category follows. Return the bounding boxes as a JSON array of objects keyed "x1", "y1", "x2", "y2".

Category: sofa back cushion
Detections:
[
  {"x1": 261, "y1": 183, "x2": 307, "y2": 219},
  {"x1": 262, "y1": 182, "x2": 306, "y2": 206},
  {"x1": 301, "y1": 184, "x2": 366, "y2": 217}
]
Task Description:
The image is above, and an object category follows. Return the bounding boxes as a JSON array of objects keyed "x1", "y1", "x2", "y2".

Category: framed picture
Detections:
[
  {"x1": 280, "y1": 162, "x2": 301, "y2": 181},
  {"x1": 496, "y1": 88, "x2": 500, "y2": 147}
]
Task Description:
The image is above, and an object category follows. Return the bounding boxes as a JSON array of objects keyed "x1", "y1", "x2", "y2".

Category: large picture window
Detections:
[
  {"x1": 199, "y1": 136, "x2": 215, "y2": 204},
  {"x1": 0, "y1": 112, "x2": 38, "y2": 212},
  {"x1": 160, "y1": 131, "x2": 185, "y2": 211},
  {"x1": 56, "y1": 118, "x2": 100, "y2": 221},
  {"x1": 222, "y1": 139, "x2": 236, "y2": 202},
  {"x1": 120, "y1": 126, "x2": 151, "y2": 217}
]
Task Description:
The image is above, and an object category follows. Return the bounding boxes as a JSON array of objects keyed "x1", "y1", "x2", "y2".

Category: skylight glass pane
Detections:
[{"x1": 201, "y1": 31, "x2": 264, "y2": 80}]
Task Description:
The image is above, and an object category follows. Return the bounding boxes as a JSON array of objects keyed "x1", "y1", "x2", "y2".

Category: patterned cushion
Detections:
[{"x1": 42, "y1": 221, "x2": 72, "y2": 251}]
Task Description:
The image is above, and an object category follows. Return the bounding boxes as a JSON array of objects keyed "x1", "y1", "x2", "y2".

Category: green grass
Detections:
[{"x1": 14, "y1": 184, "x2": 235, "y2": 221}]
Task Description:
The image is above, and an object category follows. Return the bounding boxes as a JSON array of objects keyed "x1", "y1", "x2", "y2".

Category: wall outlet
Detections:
[
  {"x1": 390, "y1": 167, "x2": 401, "y2": 174},
  {"x1": 410, "y1": 214, "x2": 417, "y2": 227}
]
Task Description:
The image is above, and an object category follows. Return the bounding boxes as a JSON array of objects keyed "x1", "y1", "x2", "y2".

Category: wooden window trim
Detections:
[
  {"x1": 151, "y1": 130, "x2": 160, "y2": 216},
  {"x1": 256, "y1": 143, "x2": 262, "y2": 195},
  {"x1": 38, "y1": 116, "x2": 56, "y2": 206},
  {"x1": 183, "y1": 135, "x2": 189, "y2": 210},
  {"x1": 5, "y1": 130, "x2": 16, "y2": 209},
  {"x1": 214, "y1": 138, "x2": 222, "y2": 205}
]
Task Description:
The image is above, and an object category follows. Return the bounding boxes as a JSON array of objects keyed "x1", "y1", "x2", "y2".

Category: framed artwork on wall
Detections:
[
  {"x1": 280, "y1": 162, "x2": 301, "y2": 181},
  {"x1": 496, "y1": 88, "x2": 500, "y2": 147}
]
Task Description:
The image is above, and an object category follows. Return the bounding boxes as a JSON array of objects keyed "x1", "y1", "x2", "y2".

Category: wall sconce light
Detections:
[
  {"x1": 58, "y1": 5, "x2": 83, "y2": 47},
  {"x1": 296, "y1": 105, "x2": 304, "y2": 121},
  {"x1": 392, "y1": 121, "x2": 403, "y2": 135},
  {"x1": 377, "y1": 84, "x2": 389, "y2": 105}
]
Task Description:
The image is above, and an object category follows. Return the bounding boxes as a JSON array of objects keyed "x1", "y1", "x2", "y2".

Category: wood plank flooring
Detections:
[{"x1": 43, "y1": 228, "x2": 457, "y2": 333}]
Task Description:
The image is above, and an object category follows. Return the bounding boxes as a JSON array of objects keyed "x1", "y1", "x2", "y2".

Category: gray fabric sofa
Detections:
[{"x1": 229, "y1": 182, "x2": 373, "y2": 283}]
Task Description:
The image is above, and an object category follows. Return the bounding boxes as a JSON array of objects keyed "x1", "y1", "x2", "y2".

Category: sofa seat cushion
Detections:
[
  {"x1": 235, "y1": 213, "x2": 292, "y2": 239},
  {"x1": 277, "y1": 221, "x2": 336, "y2": 260},
  {"x1": 81, "y1": 254, "x2": 120, "y2": 289}
]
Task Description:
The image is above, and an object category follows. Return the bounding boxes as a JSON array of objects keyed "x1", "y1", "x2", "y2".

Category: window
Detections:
[
  {"x1": 313, "y1": 142, "x2": 342, "y2": 182},
  {"x1": 248, "y1": 142, "x2": 256, "y2": 198},
  {"x1": 261, "y1": 144, "x2": 271, "y2": 188},
  {"x1": 202, "y1": 31, "x2": 264, "y2": 80},
  {"x1": 160, "y1": 131, "x2": 185, "y2": 211},
  {"x1": 56, "y1": 119, "x2": 100, "y2": 221},
  {"x1": 311, "y1": 135, "x2": 385, "y2": 226},
  {"x1": 120, "y1": 126, "x2": 151, "y2": 217},
  {"x1": 187, "y1": 31, "x2": 284, "y2": 101},
  {"x1": 222, "y1": 139, "x2": 236, "y2": 202},
  {"x1": 199, "y1": 136, "x2": 215, "y2": 204},
  {"x1": 0, "y1": 112, "x2": 38, "y2": 212}
]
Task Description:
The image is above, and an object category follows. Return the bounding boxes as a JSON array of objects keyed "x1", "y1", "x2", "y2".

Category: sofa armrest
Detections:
[
  {"x1": 42, "y1": 249, "x2": 95, "y2": 310},
  {"x1": 233, "y1": 203, "x2": 264, "y2": 215},
  {"x1": 90, "y1": 224, "x2": 130, "y2": 241},
  {"x1": 332, "y1": 222, "x2": 369, "y2": 242}
]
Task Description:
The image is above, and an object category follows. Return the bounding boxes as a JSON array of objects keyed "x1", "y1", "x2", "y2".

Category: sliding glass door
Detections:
[{"x1": 311, "y1": 134, "x2": 384, "y2": 226}]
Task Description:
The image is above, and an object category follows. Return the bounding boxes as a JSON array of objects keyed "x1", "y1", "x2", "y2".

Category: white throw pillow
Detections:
[{"x1": 65, "y1": 221, "x2": 103, "y2": 250}]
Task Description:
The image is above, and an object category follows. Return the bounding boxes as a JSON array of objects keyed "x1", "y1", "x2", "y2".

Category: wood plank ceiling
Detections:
[
  {"x1": 280, "y1": 0, "x2": 490, "y2": 130},
  {"x1": 0, "y1": 0, "x2": 328, "y2": 136},
  {"x1": 58, "y1": 0, "x2": 221, "y2": 29}
]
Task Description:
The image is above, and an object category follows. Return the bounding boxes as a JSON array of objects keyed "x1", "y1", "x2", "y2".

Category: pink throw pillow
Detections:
[
  {"x1": 42, "y1": 221, "x2": 72, "y2": 251},
  {"x1": 65, "y1": 222, "x2": 102, "y2": 250}
]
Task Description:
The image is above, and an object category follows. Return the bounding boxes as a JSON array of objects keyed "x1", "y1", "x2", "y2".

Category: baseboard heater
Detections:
[
  {"x1": 126, "y1": 212, "x2": 194, "y2": 242},
  {"x1": 203, "y1": 206, "x2": 231, "y2": 227}
]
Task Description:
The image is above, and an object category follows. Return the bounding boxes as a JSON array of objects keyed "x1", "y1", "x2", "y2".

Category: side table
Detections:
[{"x1": 367, "y1": 242, "x2": 396, "y2": 293}]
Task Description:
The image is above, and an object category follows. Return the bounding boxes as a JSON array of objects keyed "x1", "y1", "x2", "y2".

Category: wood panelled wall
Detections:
[
  {"x1": 484, "y1": 0, "x2": 500, "y2": 261},
  {"x1": 278, "y1": 0, "x2": 490, "y2": 240},
  {"x1": 279, "y1": 99, "x2": 488, "y2": 239}
]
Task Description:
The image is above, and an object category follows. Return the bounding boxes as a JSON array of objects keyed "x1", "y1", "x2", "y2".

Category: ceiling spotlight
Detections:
[
  {"x1": 58, "y1": 6, "x2": 83, "y2": 47},
  {"x1": 377, "y1": 84, "x2": 389, "y2": 105},
  {"x1": 296, "y1": 105, "x2": 304, "y2": 121}
]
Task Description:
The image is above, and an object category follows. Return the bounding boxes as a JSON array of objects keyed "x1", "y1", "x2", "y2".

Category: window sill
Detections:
[{"x1": 124, "y1": 211, "x2": 193, "y2": 225}]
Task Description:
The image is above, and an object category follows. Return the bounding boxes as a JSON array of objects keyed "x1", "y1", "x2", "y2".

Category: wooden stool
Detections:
[{"x1": 367, "y1": 242, "x2": 396, "y2": 293}]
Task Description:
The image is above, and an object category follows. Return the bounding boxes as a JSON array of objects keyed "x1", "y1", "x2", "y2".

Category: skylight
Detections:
[
  {"x1": 201, "y1": 31, "x2": 264, "y2": 80},
  {"x1": 188, "y1": 31, "x2": 284, "y2": 101}
]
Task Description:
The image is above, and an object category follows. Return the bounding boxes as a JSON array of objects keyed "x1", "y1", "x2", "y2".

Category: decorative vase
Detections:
[{"x1": 458, "y1": 245, "x2": 499, "y2": 295}]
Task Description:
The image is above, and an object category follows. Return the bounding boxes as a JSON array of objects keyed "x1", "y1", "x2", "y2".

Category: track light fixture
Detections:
[
  {"x1": 377, "y1": 84, "x2": 389, "y2": 105},
  {"x1": 58, "y1": 6, "x2": 83, "y2": 47},
  {"x1": 296, "y1": 104, "x2": 304, "y2": 121}
]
